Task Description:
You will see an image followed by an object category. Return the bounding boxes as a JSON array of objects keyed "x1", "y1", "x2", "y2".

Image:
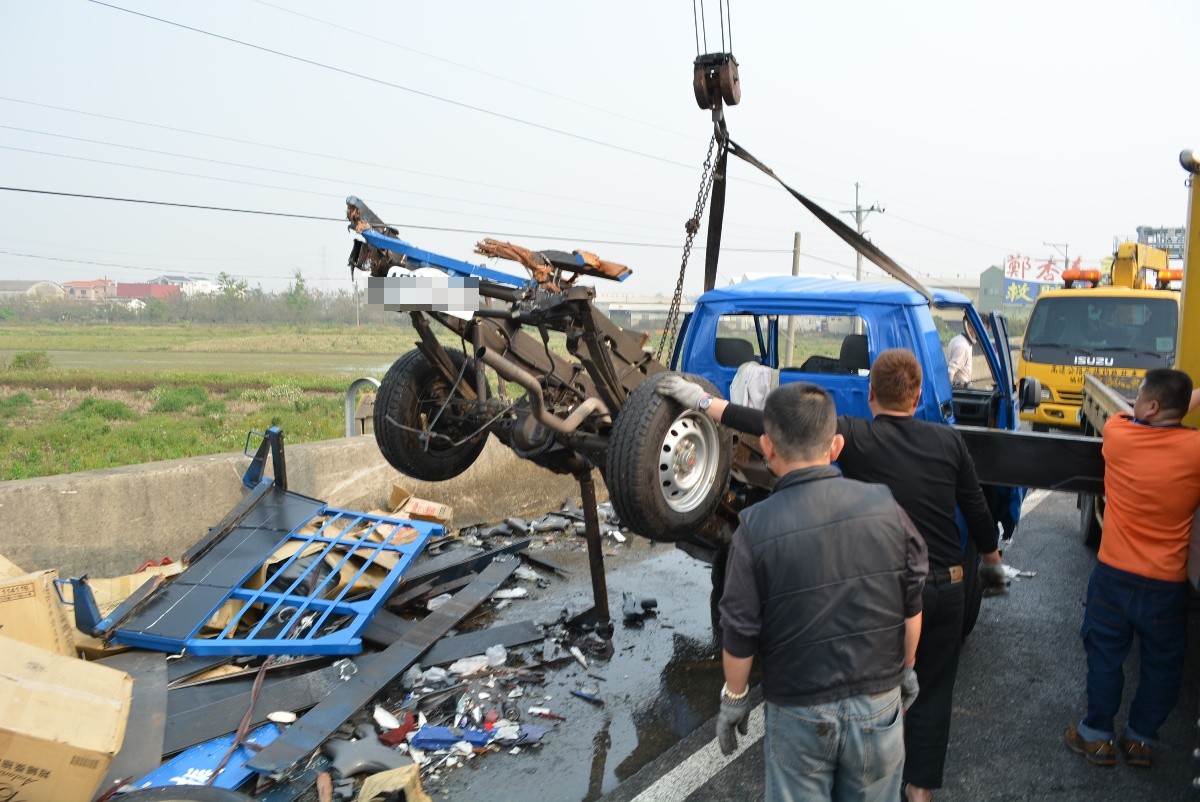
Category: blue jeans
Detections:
[
  {"x1": 1078, "y1": 562, "x2": 1189, "y2": 744},
  {"x1": 765, "y1": 688, "x2": 904, "y2": 802}
]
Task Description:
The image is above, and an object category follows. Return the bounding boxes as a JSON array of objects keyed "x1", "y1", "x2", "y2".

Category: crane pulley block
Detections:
[{"x1": 692, "y1": 52, "x2": 740, "y2": 109}]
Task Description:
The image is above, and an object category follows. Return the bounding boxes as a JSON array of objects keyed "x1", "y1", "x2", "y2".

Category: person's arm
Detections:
[
  {"x1": 723, "y1": 650, "x2": 754, "y2": 696},
  {"x1": 710, "y1": 398, "x2": 765, "y2": 436},
  {"x1": 898, "y1": 506, "x2": 928, "y2": 617},
  {"x1": 1190, "y1": 387, "x2": 1200, "y2": 414},
  {"x1": 903, "y1": 611, "x2": 922, "y2": 667},
  {"x1": 719, "y1": 526, "x2": 762, "y2": 660}
]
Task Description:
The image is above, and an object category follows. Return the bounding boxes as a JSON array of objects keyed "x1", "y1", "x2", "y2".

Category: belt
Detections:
[{"x1": 929, "y1": 565, "x2": 964, "y2": 584}]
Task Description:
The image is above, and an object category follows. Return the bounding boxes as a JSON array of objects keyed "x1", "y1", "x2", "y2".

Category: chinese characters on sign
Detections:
[{"x1": 1004, "y1": 278, "x2": 1039, "y2": 305}]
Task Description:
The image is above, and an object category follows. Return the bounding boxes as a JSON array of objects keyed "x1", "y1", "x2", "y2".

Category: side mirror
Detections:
[{"x1": 1020, "y1": 378, "x2": 1042, "y2": 411}]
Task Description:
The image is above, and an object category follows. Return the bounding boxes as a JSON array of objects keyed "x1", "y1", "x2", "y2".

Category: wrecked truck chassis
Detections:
[{"x1": 348, "y1": 209, "x2": 737, "y2": 547}]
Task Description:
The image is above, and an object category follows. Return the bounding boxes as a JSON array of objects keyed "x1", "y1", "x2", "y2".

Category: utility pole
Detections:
[
  {"x1": 841, "y1": 182, "x2": 885, "y2": 281},
  {"x1": 1044, "y1": 241, "x2": 1070, "y2": 274},
  {"x1": 784, "y1": 232, "x2": 801, "y2": 366}
]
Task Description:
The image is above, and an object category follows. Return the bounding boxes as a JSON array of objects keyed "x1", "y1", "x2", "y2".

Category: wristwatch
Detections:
[{"x1": 698, "y1": 394, "x2": 714, "y2": 411}]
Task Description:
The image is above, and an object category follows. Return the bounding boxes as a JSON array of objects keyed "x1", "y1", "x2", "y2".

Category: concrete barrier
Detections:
[{"x1": 0, "y1": 435, "x2": 602, "y2": 577}]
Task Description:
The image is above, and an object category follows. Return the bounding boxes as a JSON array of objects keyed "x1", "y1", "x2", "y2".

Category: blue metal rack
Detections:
[{"x1": 109, "y1": 499, "x2": 443, "y2": 657}]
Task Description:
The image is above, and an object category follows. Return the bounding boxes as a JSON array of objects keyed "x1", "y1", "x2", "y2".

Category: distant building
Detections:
[
  {"x1": 62, "y1": 279, "x2": 116, "y2": 300},
  {"x1": 116, "y1": 283, "x2": 180, "y2": 300},
  {"x1": 978, "y1": 266, "x2": 1005, "y2": 313},
  {"x1": 150, "y1": 275, "x2": 218, "y2": 296},
  {"x1": 593, "y1": 294, "x2": 694, "y2": 329},
  {"x1": 0, "y1": 280, "x2": 65, "y2": 299}
]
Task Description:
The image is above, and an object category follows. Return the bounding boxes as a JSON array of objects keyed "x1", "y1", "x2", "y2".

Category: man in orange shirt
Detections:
[{"x1": 1066, "y1": 368, "x2": 1200, "y2": 768}]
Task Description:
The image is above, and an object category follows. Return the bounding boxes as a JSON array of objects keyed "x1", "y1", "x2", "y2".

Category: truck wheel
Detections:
[
  {"x1": 961, "y1": 541, "x2": 982, "y2": 640},
  {"x1": 606, "y1": 373, "x2": 733, "y2": 542},
  {"x1": 374, "y1": 347, "x2": 488, "y2": 482},
  {"x1": 1080, "y1": 493, "x2": 1103, "y2": 550}
]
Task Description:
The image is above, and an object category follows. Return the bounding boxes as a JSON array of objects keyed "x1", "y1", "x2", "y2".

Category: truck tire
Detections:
[
  {"x1": 1080, "y1": 492, "x2": 1103, "y2": 550},
  {"x1": 374, "y1": 347, "x2": 488, "y2": 482},
  {"x1": 961, "y1": 541, "x2": 982, "y2": 641},
  {"x1": 606, "y1": 373, "x2": 732, "y2": 542}
]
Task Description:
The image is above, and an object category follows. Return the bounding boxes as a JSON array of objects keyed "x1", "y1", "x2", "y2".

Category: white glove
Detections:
[{"x1": 656, "y1": 375, "x2": 707, "y2": 410}]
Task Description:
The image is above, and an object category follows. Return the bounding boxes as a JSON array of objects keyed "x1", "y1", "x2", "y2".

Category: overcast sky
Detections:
[{"x1": 1, "y1": 0, "x2": 1196, "y2": 297}]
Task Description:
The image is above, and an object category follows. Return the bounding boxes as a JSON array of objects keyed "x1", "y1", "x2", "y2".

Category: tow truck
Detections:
[{"x1": 1019, "y1": 241, "x2": 1182, "y2": 431}]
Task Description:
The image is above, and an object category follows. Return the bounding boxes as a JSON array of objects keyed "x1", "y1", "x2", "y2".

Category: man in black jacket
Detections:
[
  {"x1": 714, "y1": 381, "x2": 927, "y2": 801},
  {"x1": 661, "y1": 348, "x2": 1004, "y2": 802}
]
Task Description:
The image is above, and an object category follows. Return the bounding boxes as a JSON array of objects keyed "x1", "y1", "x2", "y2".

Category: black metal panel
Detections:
[
  {"x1": 96, "y1": 651, "x2": 168, "y2": 790},
  {"x1": 956, "y1": 425, "x2": 1104, "y2": 494}
]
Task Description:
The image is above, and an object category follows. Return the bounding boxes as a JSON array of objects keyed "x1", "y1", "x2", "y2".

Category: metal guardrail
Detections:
[{"x1": 345, "y1": 377, "x2": 380, "y2": 437}]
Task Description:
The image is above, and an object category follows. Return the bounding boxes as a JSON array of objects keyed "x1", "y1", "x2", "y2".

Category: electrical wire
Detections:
[
  {"x1": 86, "y1": 1, "x2": 695, "y2": 169},
  {"x1": 248, "y1": 0, "x2": 696, "y2": 142}
]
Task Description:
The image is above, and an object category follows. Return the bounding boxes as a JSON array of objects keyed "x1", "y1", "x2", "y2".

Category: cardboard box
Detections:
[
  {"x1": 389, "y1": 483, "x2": 453, "y2": 527},
  {"x1": 0, "y1": 554, "x2": 25, "y2": 581},
  {"x1": 0, "y1": 636, "x2": 131, "y2": 802},
  {"x1": 0, "y1": 570, "x2": 76, "y2": 657}
]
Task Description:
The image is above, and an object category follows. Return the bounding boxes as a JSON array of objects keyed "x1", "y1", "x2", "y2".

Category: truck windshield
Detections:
[{"x1": 1024, "y1": 296, "x2": 1177, "y2": 366}]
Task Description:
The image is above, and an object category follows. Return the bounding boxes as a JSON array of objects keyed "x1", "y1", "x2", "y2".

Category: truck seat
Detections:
[
  {"x1": 714, "y1": 337, "x2": 757, "y2": 368},
  {"x1": 839, "y1": 334, "x2": 870, "y2": 373}
]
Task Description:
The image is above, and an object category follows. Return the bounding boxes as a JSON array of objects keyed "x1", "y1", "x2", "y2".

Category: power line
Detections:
[
  {"x1": 0, "y1": 96, "x2": 689, "y2": 221},
  {"x1": 0, "y1": 186, "x2": 845, "y2": 260},
  {"x1": 86, "y1": 1, "x2": 695, "y2": 169},
  {"x1": 248, "y1": 0, "x2": 696, "y2": 143}
]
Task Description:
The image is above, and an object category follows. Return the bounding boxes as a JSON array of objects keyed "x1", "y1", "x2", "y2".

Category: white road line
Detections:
[
  {"x1": 1022, "y1": 488, "x2": 1051, "y2": 515},
  {"x1": 631, "y1": 704, "x2": 765, "y2": 802}
]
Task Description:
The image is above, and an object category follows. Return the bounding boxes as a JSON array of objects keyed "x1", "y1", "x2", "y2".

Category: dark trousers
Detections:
[
  {"x1": 903, "y1": 575, "x2": 964, "y2": 789},
  {"x1": 1080, "y1": 562, "x2": 1189, "y2": 742}
]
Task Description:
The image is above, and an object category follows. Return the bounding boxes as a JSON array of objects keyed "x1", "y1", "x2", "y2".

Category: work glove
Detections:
[
  {"x1": 657, "y1": 374, "x2": 707, "y2": 411},
  {"x1": 979, "y1": 559, "x2": 1008, "y2": 593},
  {"x1": 716, "y1": 689, "x2": 751, "y2": 756},
  {"x1": 900, "y1": 665, "x2": 919, "y2": 712}
]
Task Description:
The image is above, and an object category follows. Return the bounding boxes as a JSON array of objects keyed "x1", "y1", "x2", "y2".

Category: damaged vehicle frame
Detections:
[{"x1": 347, "y1": 197, "x2": 733, "y2": 550}]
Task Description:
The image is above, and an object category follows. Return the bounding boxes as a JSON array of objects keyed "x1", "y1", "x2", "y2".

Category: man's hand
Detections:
[
  {"x1": 900, "y1": 665, "x2": 919, "y2": 711},
  {"x1": 979, "y1": 559, "x2": 1008, "y2": 593},
  {"x1": 716, "y1": 691, "x2": 751, "y2": 756},
  {"x1": 657, "y1": 375, "x2": 707, "y2": 411}
]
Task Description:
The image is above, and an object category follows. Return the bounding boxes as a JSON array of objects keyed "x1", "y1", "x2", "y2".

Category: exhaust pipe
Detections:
[{"x1": 476, "y1": 347, "x2": 610, "y2": 434}]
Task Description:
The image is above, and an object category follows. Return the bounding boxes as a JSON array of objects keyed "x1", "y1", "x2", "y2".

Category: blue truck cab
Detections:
[{"x1": 672, "y1": 275, "x2": 1021, "y2": 434}]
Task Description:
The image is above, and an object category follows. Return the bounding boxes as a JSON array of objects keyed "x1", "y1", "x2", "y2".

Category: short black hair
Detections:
[
  {"x1": 762, "y1": 382, "x2": 837, "y2": 462},
  {"x1": 1141, "y1": 368, "x2": 1193, "y2": 414}
]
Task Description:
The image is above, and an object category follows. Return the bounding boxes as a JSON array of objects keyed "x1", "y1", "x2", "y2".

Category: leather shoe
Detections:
[
  {"x1": 1118, "y1": 736, "x2": 1152, "y2": 768},
  {"x1": 1064, "y1": 724, "x2": 1115, "y2": 767}
]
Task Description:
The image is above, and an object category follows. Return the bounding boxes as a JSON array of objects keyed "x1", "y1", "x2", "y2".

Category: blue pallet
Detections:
[
  {"x1": 111, "y1": 496, "x2": 443, "y2": 656},
  {"x1": 130, "y1": 723, "x2": 280, "y2": 791}
]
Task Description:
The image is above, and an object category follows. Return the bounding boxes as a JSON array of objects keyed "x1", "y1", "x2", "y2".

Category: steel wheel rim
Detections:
[{"x1": 657, "y1": 411, "x2": 720, "y2": 513}]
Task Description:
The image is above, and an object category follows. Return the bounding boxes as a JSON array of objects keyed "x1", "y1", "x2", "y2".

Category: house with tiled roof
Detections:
[{"x1": 62, "y1": 279, "x2": 116, "y2": 300}]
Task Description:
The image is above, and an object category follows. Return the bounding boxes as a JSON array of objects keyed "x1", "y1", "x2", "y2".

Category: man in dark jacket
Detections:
[
  {"x1": 661, "y1": 348, "x2": 1003, "y2": 802},
  {"x1": 714, "y1": 381, "x2": 927, "y2": 801}
]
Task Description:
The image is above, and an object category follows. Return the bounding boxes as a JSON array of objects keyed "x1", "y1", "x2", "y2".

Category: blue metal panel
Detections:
[
  {"x1": 131, "y1": 723, "x2": 280, "y2": 790},
  {"x1": 361, "y1": 229, "x2": 532, "y2": 288},
  {"x1": 112, "y1": 502, "x2": 444, "y2": 656}
]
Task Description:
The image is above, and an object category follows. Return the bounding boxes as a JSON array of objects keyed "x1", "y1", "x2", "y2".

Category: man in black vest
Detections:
[
  {"x1": 663, "y1": 349, "x2": 1003, "y2": 801},
  {"x1": 714, "y1": 381, "x2": 928, "y2": 801}
]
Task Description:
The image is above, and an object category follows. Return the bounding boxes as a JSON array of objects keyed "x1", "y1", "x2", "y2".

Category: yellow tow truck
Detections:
[{"x1": 1018, "y1": 241, "x2": 1183, "y2": 431}]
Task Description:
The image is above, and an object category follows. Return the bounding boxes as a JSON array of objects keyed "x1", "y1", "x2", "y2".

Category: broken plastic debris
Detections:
[
  {"x1": 513, "y1": 565, "x2": 541, "y2": 581},
  {"x1": 492, "y1": 587, "x2": 528, "y2": 599},
  {"x1": 422, "y1": 666, "x2": 449, "y2": 686},
  {"x1": 374, "y1": 705, "x2": 402, "y2": 731},
  {"x1": 449, "y1": 655, "x2": 490, "y2": 676},
  {"x1": 609, "y1": 530, "x2": 626, "y2": 543},
  {"x1": 400, "y1": 664, "x2": 423, "y2": 689},
  {"x1": 427, "y1": 592, "x2": 454, "y2": 611},
  {"x1": 485, "y1": 644, "x2": 507, "y2": 667},
  {"x1": 333, "y1": 658, "x2": 357, "y2": 681},
  {"x1": 569, "y1": 645, "x2": 588, "y2": 668},
  {"x1": 267, "y1": 710, "x2": 297, "y2": 724}
]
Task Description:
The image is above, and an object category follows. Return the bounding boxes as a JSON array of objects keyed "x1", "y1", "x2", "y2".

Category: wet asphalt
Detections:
[{"x1": 595, "y1": 490, "x2": 1200, "y2": 802}]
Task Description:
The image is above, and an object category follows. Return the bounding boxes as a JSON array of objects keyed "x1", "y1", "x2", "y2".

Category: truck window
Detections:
[
  {"x1": 1025, "y1": 297, "x2": 1177, "y2": 361},
  {"x1": 778, "y1": 314, "x2": 869, "y2": 375}
]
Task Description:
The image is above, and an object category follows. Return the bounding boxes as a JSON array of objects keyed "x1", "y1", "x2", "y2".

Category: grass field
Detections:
[
  {"x1": 0, "y1": 322, "x2": 590, "y2": 481},
  {"x1": 0, "y1": 324, "x2": 408, "y2": 480}
]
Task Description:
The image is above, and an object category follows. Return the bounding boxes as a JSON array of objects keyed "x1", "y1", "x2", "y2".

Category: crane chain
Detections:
[{"x1": 656, "y1": 132, "x2": 721, "y2": 365}]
